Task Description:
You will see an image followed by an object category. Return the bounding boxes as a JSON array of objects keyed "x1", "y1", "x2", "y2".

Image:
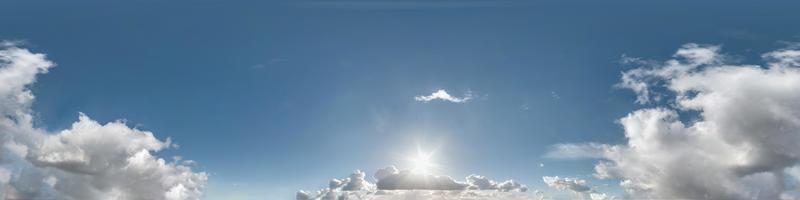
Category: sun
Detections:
[
  {"x1": 403, "y1": 142, "x2": 443, "y2": 175},
  {"x1": 411, "y1": 153, "x2": 434, "y2": 174},
  {"x1": 407, "y1": 144, "x2": 440, "y2": 175}
]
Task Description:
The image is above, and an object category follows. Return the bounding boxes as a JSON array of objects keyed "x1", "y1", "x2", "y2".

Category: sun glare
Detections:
[
  {"x1": 411, "y1": 153, "x2": 433, "y2": 174},
  {"x1": 407, "y1": 143, "x2": 440, "y2": 175}
]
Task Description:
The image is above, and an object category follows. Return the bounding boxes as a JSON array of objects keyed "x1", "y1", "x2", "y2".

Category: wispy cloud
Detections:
[
  {"x1": 550, "y1": 91, "x2": 560, "y2": 100},
  {"x1": 544, "y1": 143, "x2": 611, "y2": 160},
  {"x1": 250, "y1": 58, "x2": 287, "y2": 70},
  {"x1": 414, "y1": 89, "x2": 473, "y2": 103}
]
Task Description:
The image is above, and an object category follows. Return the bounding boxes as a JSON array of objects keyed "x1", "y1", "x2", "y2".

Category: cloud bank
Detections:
[
  {"x1": 549, "y1": 43, "x2": 800, "y2": 199},
  {"x1": 297, "y1": 165, "x2": 527, "y2": 200},
  {"x1": 0, "y1": 44, "x2": 206, "y2": 199},
  {"x1": 414, "y1": 89, "x2": 473, "y2": 103}
]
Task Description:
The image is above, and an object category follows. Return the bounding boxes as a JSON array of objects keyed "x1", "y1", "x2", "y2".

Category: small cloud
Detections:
[
  {"x1": 414, "y1": 89, "x2": 473, "y2": 103},
  {"x1": 550, "y1": 91, "x2": 560, "y2": 100},
  {"x1": 543, "y1": 176, "x2": 613, "y2": 200},
  {"x1": 542, "y1": 176, "x2": 590, "y2": 192},
  {"x1": 620, "y1": 54, "x2": 648, "y2": 65}
]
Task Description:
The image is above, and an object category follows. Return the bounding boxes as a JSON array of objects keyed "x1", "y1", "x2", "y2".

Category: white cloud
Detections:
[
  {"x1": 0, "y1": 43, "x2": 206, "y2": 199},
  {"x1": 298, "y1": 165, "x2": 527, "y2": 200},
  {"x1": 550, "y1": 91, "x2": 560, "y2": 99},
  {"x1": 466, "y1": 174, "x2": 526, "y2": 192},
  {"x1": 414, "y1": 89, "x2": 473, "y2": 103},
  {"x1": 375, "y1": 167, "x2": 468, "y2": 190},
  {"x1": 617, "y1": 43, "x2": 722, "y2": 104},
  {"x1": 542, "y1": 176, "x2": 589, "y2": 192},
  {"x1": 542, "y1": 176, "x2": 612, "y2": 200},
  {"x1": 764, "y1": 49, "x2": 800, "y2": 68},
  {"x1": 376, "y1": 166, "x2": 526, "y2": 192},
  {"x1": 549, "y1": 43, "x2": 800, "y2": 199},
  {"x1": 336, "y1": 170, "x2": 375, "y2": 191}
]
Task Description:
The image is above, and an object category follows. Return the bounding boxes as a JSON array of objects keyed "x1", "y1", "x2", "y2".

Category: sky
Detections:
[{"x1": 2, "y1": 1, "x2": 800, "y2": 200}]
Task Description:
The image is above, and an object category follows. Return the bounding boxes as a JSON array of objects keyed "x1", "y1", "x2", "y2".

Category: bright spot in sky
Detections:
[
  {"x1": 411, "y1": 153, "x2": 433, "y2": 174},
  {"x1": 407, "y1": 145, "x2": 438, "y2": 175}
]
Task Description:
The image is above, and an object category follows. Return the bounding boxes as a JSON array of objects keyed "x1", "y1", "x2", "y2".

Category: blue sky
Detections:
[{"x1": 4, "y1": 1, "x2": 800, "y2": 199}]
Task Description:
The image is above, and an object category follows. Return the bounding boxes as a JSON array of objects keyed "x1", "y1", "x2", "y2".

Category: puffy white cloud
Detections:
[
  {"x1": 496, "y1": 179, "x2": 527, "y2": 192},
  {"x1": 298, "y1": 166, "x2": 528, "y2": 200},
  {"x1": 763, "y1": 47, "x2": 800, "y2": 68},
  {"x1": 414, "y1": 89, "x2": 473, "y2": 103},
  {"x1": 374, "y1": 166, "x2": 398, "y2": 181},
  {"x1": 297, "y1": 170, "x2": 376, "y2": 200},
  {"x1": 549, "y1": 43, "x2": 800, "y2": 199},
  {"x1": 542, "y1": 176, "x2": 612, "y2": 200},
  {"x1": 335, "y1": 170, "x2": 375, "y2": 191},
  {"x1": 465, "y1": 174, "x2": 527, "y2": 192},
  {"x1": 465, "y1": 174, "x2": 495, "y2": 190},
  {"x1": 0, "y1": 43, "x2": 206, "y2": 200}
]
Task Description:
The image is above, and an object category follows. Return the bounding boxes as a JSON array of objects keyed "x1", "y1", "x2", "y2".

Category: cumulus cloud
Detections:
[
  {"x1": 542, "y1": 176, "x2": 612, "y2": 200},
  {"x1": 0, "y1": 43, "x2": 206, "y2": 199},
  {"x1": 375, "y1": 166, "x2": 468, "y2": 190},
  {"x1": 465, "y1": 174, "x2": 527, "y2": 192},
  {"x1": 414, "y1": 89, "x2": 473, "y2": 103},
  {"x1": 297, "y1": 170, "x2": 376, "y2": 200},
  {"x1": 333, "y1": 170, "x2": 375, "y2": 191},
  {"x1": 542, "y1": 176, "x2": 590, "y2": 192},
  {"x1": 549, "y1": 43, "x2": 800, "y2": 199},
  {"x1": 297, "y1": 165, "x2": 527, "y2": 200}
]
